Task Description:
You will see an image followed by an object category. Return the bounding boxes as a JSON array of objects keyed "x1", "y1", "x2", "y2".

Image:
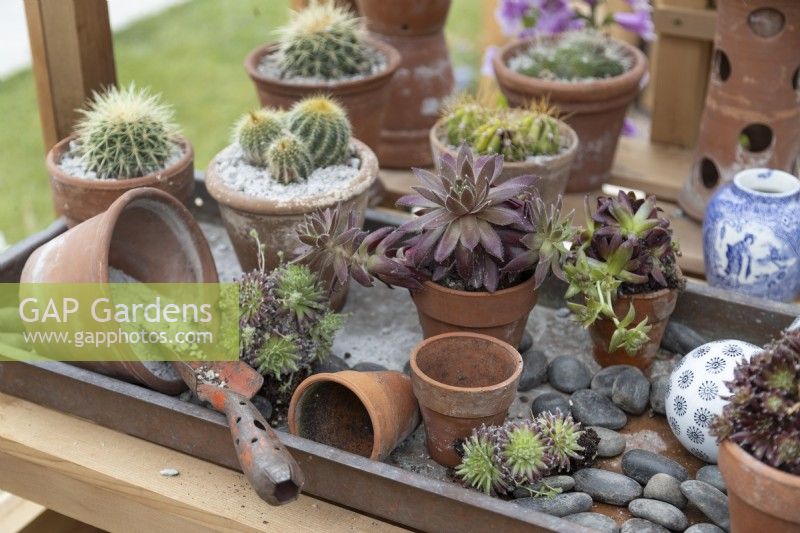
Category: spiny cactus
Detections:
[
  {"x1": 75, "y1": 83, "x2": 179, "y2": 179},
  {"x1": 287, "y1": 96, "x2": 351, "y2": 168},
  {"x1": 441, "y1": 93, "x2": 490, "y2": 147},
  {"x1": 266, "y1": 133, "x2": 314, "y2": 184},
  {"x1": 511, "y1": 31, "x2": 628, "y2": 81},
  {"x1": 277, "y1": 1, "x2": 374, "y2": 80},
  {"x1": 235, "y1": 109, "x2": 286, "y2": 166}
]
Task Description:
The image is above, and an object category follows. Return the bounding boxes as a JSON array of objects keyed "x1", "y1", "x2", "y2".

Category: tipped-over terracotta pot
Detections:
[
  {"x1": 493, "y1": 36, "x2": 647, "y2": 192},
  {"x1": 20, "y1": 187, "x2": 217, "y2": 394},
  {"x1": 47, "y1": 136, "x2": 195, "y2": 227},
  {"x1": 718, "y1": 440, "x2": 800, "y2": 532},
  {"x1": 205, "y1": 139, "x2": 378, "y2": 311},
  {"x1": 410, "y1": 276, "x2": 538, "y2": 350},
  {"x1": 429, "y1": 119, "x2": 578, "y2": 206},
  {"x1": 288, "y1": 370, "x2": 420, "y2": 460},
  {"x1": 244, "y1": 40, "x2": 400, "y2": 153},
  {"x1": 589, "y1": 288, "x2": 678, "y2": 371},
  {"x1": 409, "y1": 332, "x2": 523, "y2": 467}
]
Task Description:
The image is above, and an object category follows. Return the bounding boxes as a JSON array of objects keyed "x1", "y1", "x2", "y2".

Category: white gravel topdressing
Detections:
[
  {"x1": 213, "y1": 143, "x2": 361, "y2": 202},
  {"x1": 257, "y1": 48, "x2": 387, "y2": 84},
  {"x1": 58, "y1": 140, "x2": 184, "y2": 180}
]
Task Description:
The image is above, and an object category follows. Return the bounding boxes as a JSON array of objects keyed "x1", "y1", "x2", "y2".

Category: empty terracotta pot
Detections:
[
  {"x1": 429, "y1": 119, "x2": 578, "y2": 206},
  {"x1": 244, "y1": 40, "x2": 400, "y2": 154},
  {"x1": 719, "y1": 440, "x2": 800, "y2": 532},
  {"x1": 409, "y1": 332, "x2": 523, "y2": 467},
  {"x1": 20, "y1": 187, "x2": 217, "y2": 394},
  {"x1": 410, "y1": 276, "x2": 538, "y2": 350},
  {"x1": 47, "y1": 136, "x2": 195, "y2": 227},
  {"x1": 493, "y1": 36, "x2": 647, "y2": 192},
  {"x1": 288, "y1": 370, "x2": 420, "y2": 460},
  {"x1": 589, "y1": 288, "x2": 678, "y2": 370},
  {"x1": 205, "y1": 139, "x2": 378, "y2": 311}
]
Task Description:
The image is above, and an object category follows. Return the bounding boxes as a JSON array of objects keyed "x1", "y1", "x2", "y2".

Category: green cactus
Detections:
[
  {"x1": 277, "y1": 1, "x2": 374, "y2": 80},
  {"x1": 235, "y1": 109, "x2": 285, "y2": 166},
  {"x1": 512, "y1": 31, "x2": 628, "y2": 81},
  {"x1": 74, "y1": 83, "x2": 179, "y2": 179},
  {"x1": 442, "y1": 94, "x2": 490, "y2": 147},
  {"x1": 515, "y1": 111, "x2": 561, "y2": 156},
  {"x1": 266, "y1": 133, "x2": 314, "y2": 184},
  {"x1": 287, "y1": 96, "x2": 351, "y2": 168},
  {"x1": 472, "y1": 117, "x2": 528, "y2": 161}
]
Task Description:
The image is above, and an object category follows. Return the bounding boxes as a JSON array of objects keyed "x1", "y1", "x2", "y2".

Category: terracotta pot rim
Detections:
[
  {"x1": 493, "y1": 35, "x2": 648, "y2": 102},
  {"x1": 418, "y1": 274, "x2": 537, "y2": 299},
  {"x1": 616, "y1": 286, "x2": 679, "y2": 302},
  {"x1": 47, "y1": 135, "x2": 194, "y2": 189},
  {"x1": 721, "y1": 440, "x2": 800, "y2": 489},
  {"x1": 409, "y1": 332, "x2": 523, "y2": 395},
  {"x1": 244, "y1": 38, "x2": 401, "y2": 93},
  {"x1": 204, "y1": 138, "x2": 378, "y2": 215},
  {"x1": 428, "y1": 118, "x2": 579, "y2": 169}
]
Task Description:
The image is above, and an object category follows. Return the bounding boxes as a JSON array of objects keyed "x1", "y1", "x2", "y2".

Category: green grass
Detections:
[{"x1": 0, "y1": 0, "x2": 483, "y2": 245}]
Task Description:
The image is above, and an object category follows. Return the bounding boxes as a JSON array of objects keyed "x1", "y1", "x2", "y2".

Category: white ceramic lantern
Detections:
[{"x1": 666, "y1": 339, "x2": 762, "y2": 463}]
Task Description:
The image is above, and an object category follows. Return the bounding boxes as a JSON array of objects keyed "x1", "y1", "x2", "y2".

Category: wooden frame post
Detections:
[{"x1": 25, "y1": 0, "x2": 117, "y2": 151}]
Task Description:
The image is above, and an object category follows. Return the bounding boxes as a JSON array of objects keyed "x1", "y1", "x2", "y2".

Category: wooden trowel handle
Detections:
[{"x1": 221, "y1": 389, "x2": 304, "y2": 505}]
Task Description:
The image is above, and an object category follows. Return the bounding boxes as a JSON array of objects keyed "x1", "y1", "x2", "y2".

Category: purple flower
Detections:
[
  {"x1": 613, "y1": 8, "x2": 654, "y2": 40},
  {"x1": 481, "y1": 46, "x2": 498, "y2": 76},
  {"x1": 495, "y1": 0, "x2": 535, "y2": 36},
  {"x1": 622, "y1": 118, "x2": 637, "y2": 137}
]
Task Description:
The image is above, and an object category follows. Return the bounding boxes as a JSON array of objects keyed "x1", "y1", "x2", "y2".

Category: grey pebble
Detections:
[
  {"x1": 250, "y1": 395, "x2": 273, "y2": 420},
  {"x1": 571, "y1": 389, "x2": 627, "y2": 429},
  {"x1": 563, "y1": 512, "x2": 619, "y2": 533},
  {"x1": 591, "y1": 365, "x2": 636, "y2": 397},
  {"x1": 680, "y1": 480, "x2": 730, "y2": 531},
  {"x1": 643, "y1": 473, "x2": 687, "y2": 509},
  {"x1": 556, "y1": 307, "x2": 571, "y2": 318},
  {"x1": 611, "y1": 367, "x2": 651, "y2": 415},
  {"x1": 621, "y1": 518, "x2": 671, "y2": 533},
  {"x1": 661, "y1": 321, "x2": 707, "y2": 355},
  {"x1": 403, "y1": 360, "x2": 411, "y2": 375},
  {"x1": 514, "y1": 492, "x2": 593, "y2": 517},
  {"x1": 622, "y1": 449, "x2": 689, "y2": 485},
  {"x1": 518, "y1": 349, "x2": 548, "y2": 391},
  {"x1": 629, "y1": 498, "x2": 688, "y2": 531},
  {"x1": 547, "y1": 356, "x2": 592, "y2": 393},
  {"x1": 649, "y1": 375, "x2": 670, "y2": 415},
  {"x1": 685, "y1": 524, "x2": 725, "y2": 533},
  {"x1": 518, "y1": 330, "x2": 533, "y2": 353},
  {"x1": 531, "y1": 392, "x2": 571, "y2": 417},
  {"x1": 512, "y1": 475, "x2": 575, "y2": 498},
  {"x1": 696, "y1": 465, "x2": 726, "y2": 493},
  {"x1": 311, "y1": 353, "x2": 349, "y2": 374},
  {"x1": 352, "y1": 361, "x2": 387, "y2": 372},
  {"x1": 591, "y1": 426, "x2": 626, "y2": 457},
  {"x1": 573, "y1": 468, "x2": 642, "y2": 506}
]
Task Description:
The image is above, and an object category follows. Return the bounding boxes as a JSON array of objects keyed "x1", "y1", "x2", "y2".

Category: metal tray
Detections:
[{"x1": 1, "y1": 179, "x2": 797, "y2": 532}]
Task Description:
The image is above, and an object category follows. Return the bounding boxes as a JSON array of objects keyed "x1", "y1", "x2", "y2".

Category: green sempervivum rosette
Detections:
[{"x1": 537, "y1": 411, "x2": 585, "y2": 473}]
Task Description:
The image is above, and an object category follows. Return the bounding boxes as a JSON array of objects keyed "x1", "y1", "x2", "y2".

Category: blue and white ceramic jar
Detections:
[{"x1": 703, "y1": 168, "x2": 800, "y2": 301}]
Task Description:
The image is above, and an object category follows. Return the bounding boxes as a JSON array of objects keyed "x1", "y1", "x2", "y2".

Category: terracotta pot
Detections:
[
  {"x1": 288, "y1": 370, "x2": 420, "y2": 460},
  {"x1": 20, "y1": 187, "x2": 218, "y2": 394},
  {"x1": 47, "y1": 136, "x2": 195, "y2": 227},
  {"x1": 410, "y1": 276, "x2": 538, "y2": 350},
  {"x1": 493, "y1": 36, "x2": 648, "y2": 192},
  {"x1": 292, "y1": 0, "x2": 358, "y2": 12},
  {"x1": 679, "y1": 0, "x2": 800, "y2": 221},
  {"x1": 357, "y1": 0, "x2": 454, "y2": 167},
  {"x1": 589, "y1": 288, "x2": 678, "y2": 370},
  {"x1": 719, "y1": 440, "x2": 800, "y2": 532},
  {"x1": 409, "y1": 332, "x2": 523, "y2": 467},
  {"x1": 429, "y1": 119, "x2": 578, "y2": 205},
  {"x1": 244, "y1": 39, "x2": 400, "y2": 154},
  {"x1": 205, "y1": 139, "x2": 378, "y2": 311}
]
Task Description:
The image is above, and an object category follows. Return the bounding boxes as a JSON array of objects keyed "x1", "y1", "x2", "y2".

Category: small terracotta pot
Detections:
[
  {"x1": 589, "y1": 288, "x2": 678, "y2": 370},
  {"x1": 47, "y1": 136, "x2": 195, "y2": 227},
  {"x1": 493, "y1": 36, "x2": 647, "y2": 192},
  {"x1": 719, "y1": 440, "x2": 800, "y2": 532},
  {"x1": 288, "y1": 370, "x2": 420, "y2": 460},
  {"x1": 409, "y1": 332, "x2": 523, "y2": 467},
  {"x1": 357, "y1": 0, "x2": 455, "y2": 167},
  {"x1": 205, "y1": 139, "x2": 378, "y2": 311},
  {"x1": 429, "y1": 119, "x2": 578, "y2": 205},
  {"x1": 244, "y1": 39, "x2": 400, "y2": 153},
  {"x1": 410, "y1": 276, "x2": 538, "y2": 350},
  {"x1": 20, "y1": 187, "x2": 218, "y2": 394}
]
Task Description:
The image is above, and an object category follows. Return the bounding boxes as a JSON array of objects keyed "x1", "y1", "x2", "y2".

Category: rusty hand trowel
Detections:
[{"x1": 175, "y1": 361, "x2": 304, "y2": 505}]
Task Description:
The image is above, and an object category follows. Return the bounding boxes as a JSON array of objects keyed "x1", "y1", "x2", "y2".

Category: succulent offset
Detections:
[
  {"x1": 75, "y1": 83, "x2": 179, "y2": 179},
  {"x1": 235, "y1": 109, "x2": 285, "y2": 166},
  {"x1": 287, "y1": 96, "x2": 351, "y2": 168},
  {"x1": 266, "y1": 133, "x2": 314, "y2": 184}
]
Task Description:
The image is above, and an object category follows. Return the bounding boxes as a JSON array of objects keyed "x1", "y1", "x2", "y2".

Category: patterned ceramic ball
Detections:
[{"x1": 666, "y1": 339, "x2": 762, "y2": 463}]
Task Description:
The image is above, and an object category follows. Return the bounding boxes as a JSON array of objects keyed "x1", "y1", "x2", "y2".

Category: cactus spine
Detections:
[
  {"x1": 75, "y1": 83, "x2": 179, "y2": 179},
  {"x1": 235, "y1": 109, "x2": 285, "y2": 166},
  {"x1": 516, "y1": 113, "x2": 561, "y2": 156},
  {"x1": 266, "y1": 133, "x2": 314, "y2": 184},
  {"x1": 287, "y1": 96, "x2": 351, "y2": 167},
  {"x1": 442, "y1": 94, "x2": 490, "y2": 147}
]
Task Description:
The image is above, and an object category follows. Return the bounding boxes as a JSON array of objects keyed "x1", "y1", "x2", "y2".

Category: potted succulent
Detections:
[
  {"x1": 713, "y1": 329, "x2": 800, "y2": 532},
  {"x1": 564, "y1": 192, "x2": 685, "y2": 370},
  {"x1": 46, "y1": 83, "x2": 194, "y2": 227},
  {"x1": 294, "y1": 143, "x2": 575, "y2": 349},
  {"x1": 491, "y1": 0, "x2": 650, "y2": 192},
  {"x1": 205, "y1": 95, "x2": 378, "y2": 310},
  {"x1": 244, "y1": 1, "x2": 400, "y2": 152},
  {"x1": 431, "y1": 93, "x2": 578, "y2": 205}
]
